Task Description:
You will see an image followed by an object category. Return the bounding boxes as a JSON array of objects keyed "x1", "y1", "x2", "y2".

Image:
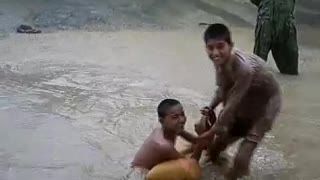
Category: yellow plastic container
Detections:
[{"x1": 146, "y1": 158, "x2": 201, "y2": 180}]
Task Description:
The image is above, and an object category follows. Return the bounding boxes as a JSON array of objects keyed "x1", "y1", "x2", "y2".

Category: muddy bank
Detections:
[
  {"x1": 1, "y1": 0, "x2": 320, "y2": 32},
  {"x1": 1, "y1": 0, "x2": 320, "y2": 49}
]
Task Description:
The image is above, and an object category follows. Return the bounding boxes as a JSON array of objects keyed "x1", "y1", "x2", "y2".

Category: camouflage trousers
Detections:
[{"x1": 253, "y1": 17, "x2": 299, "y2": 75}]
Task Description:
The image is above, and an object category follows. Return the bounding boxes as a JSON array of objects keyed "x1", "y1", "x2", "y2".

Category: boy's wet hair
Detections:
[
  {"x1": 203, "y1": 23, "x2": 232, "y2": 44},
  {"x1": 157, "y1": 99, "x2": 181, "y2": 118}
]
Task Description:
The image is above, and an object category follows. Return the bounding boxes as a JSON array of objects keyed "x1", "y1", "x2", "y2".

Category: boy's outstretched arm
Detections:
[
  {"x1": 217, "y1": 66, "x2": 252, "y2": 128},
  {"x1": 179, "y1": 130, "x2": 197, "y2": 144}
]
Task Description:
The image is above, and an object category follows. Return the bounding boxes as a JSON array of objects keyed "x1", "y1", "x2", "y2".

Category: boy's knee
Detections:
[{"x1": 208, "y1": 135, "x2": 228, "y2": 155}]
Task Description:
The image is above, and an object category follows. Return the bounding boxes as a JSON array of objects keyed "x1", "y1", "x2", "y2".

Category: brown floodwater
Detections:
[
  {"x1": 1, "y1": 0, "x2": 320, "y2": 179},
  {"x1": 0, "y1": 29, "x2": 319, "y2": 180}
]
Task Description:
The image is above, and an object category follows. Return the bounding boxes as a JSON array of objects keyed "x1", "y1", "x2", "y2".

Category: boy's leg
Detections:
[
  {"x1": 209, "y1": 116, "x2": 253, "y2": 163},
  {"x1": 226, "y1": 115, "x2": 277, "y2": 179},
  {"x1": 225, "y1": 118, "x2": 267, "y2": 180},
  {"x1": 208, "y1": 133, "x2": 239, "y2": 163},
  {"x1": 225, "y1": 139, "x2": 258, "y2": 180},
  {"x1": 226, "y1": 92, "x2": 281, "y2": 179}
]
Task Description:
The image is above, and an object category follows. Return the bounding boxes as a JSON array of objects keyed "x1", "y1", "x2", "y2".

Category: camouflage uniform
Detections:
[{"x1": 251, "y1": 0, "x2": 299, "y2": 75}]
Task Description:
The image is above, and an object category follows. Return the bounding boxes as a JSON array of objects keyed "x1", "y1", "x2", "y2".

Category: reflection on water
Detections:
[{"x1": 0, "y1": 30, "x2": 320, "y2": 180}]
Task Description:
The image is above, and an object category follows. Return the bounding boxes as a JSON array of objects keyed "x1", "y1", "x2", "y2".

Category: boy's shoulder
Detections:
[
  {"x1": 234, "y1": 48, "x2": 265, "y2": 63},
  {"x1": 154, "y1": 128, "x2": 175, "y2": 147},
  {"x1": 148, "y1": 128, "x2": 175, "y2": 148},
  {"x1": 233, "y1": 48, "x2": 267, "y2": 71}
]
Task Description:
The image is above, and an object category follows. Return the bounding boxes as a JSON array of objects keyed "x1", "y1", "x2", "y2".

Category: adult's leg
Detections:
[
  {"x1": 271, "y1": 19, "x2": 299, "y2": 75},
  {"x1": 253, "y1": 17, "x2": 273, "y2": 61}
]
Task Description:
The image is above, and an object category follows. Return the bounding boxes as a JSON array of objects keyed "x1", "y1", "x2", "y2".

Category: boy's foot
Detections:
[{"x1": 204, "y1": 151, "x2": 231, "y2": 166}]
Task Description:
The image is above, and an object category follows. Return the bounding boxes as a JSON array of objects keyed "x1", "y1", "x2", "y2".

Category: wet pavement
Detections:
[{"x1": 0, "y1": 1, "x2": 320, "y2": 180}]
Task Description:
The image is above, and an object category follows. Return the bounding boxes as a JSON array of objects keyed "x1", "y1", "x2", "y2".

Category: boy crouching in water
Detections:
[
  {"x1": 197, "y1": 23, "x2": 282, "y2": 180},
  {"x1": 127, "y1": 99, "x2": 205, "y2": 180}
]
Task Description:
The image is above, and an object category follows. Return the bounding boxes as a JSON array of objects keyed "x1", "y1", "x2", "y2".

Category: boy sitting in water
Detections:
[
  {"x1": 196, "y1": 23, "x2": 282, "y2": 180},
  {"x1": 127, "y1": 99, "x2": 204, "y2": 180}
]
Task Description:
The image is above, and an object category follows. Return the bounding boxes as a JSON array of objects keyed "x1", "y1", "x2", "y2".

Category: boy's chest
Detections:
[{"x1": 216, "y1": 68, "x2": 235, "y2": 91}]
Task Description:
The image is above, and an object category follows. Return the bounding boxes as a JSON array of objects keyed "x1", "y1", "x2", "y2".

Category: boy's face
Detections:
[
  {"x1": 206, "y1": 39, "x2": 233, "y2": 66},
  {"x1": 161, "y1": 104, "x2": 186, "y2": 134}
]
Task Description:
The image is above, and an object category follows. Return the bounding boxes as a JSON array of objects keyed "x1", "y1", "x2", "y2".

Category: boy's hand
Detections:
[
  {"x1": 197, "y1": 129, "x2": 214, "y2": 141},
  {"x1": 200, "y1": 106, "x2": 211, "y2": 116},
  {"x1": 194, "y1": 141, "x2": 208, "y2": 150},
  {"x1": 197, "y1": 125, "x2": 228, "y2": 141},
  {"x1": 194, "y1": 123, "x2": 205, "y2": 135},
  {"x1": 195, "y1": 130, "x2": 214, "y2": 149}
]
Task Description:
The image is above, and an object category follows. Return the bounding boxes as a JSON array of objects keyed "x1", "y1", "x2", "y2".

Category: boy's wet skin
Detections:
[
  {"x1": 197, "y1": 24, "x2": 282, "y2": 180},
  {"x1": 131, "y1": 99, "x2": 203, "y2": 171}
]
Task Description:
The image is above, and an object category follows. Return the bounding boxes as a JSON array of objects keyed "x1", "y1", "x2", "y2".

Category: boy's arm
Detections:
[
  {"x1": 209, "y1": 86, "x2": 223, "y2": 109},
  {"x1": 216, "y1": 65, "x2": 252, "y2": 128},
  {"x1": 190, "y1": 144, "x2": 204, "y2": 161},
  {"x1": 200, "y1": 87, "x2": 222, "y2": 117},
  {"x1": 179, "y1": 130, "x2": 197, "y2": 144},
  {"x1": 199, "y1": 66, "x2": 252, "y2": 139}
]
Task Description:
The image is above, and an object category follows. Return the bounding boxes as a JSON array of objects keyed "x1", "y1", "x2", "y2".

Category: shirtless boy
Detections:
[
  {"x1": 197, "y1": 24, "x2": 282, "y2": 180},
  {"x1": 129, "y1": 99, "x2": 203, "y2": 179}
]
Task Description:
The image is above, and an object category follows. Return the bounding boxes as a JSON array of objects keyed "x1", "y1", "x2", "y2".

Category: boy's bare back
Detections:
[{"x1": 217, "y1": 49, "x2": 281, "y2": 122}]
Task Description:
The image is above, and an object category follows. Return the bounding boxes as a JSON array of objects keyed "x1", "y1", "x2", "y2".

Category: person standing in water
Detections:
[
  {"x1": 197, "y1": 23, "x2": 282, "y2": 180},
  {"x1": 251, "y1": 0, "x2": 299, "y2": 75}
]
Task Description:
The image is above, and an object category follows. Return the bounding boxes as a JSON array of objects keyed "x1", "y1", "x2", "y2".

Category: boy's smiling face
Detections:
[{"x1": 206, "y1": 38, "x2": 233, "y2": 66}]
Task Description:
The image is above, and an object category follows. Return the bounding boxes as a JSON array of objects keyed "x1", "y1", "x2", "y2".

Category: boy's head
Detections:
[
  {"x1": 203, "y1": 23, "x2": 234, "y2": 65},
  {"x1": 157, "y1": 99, "x2": 186, "y2": 134}
]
